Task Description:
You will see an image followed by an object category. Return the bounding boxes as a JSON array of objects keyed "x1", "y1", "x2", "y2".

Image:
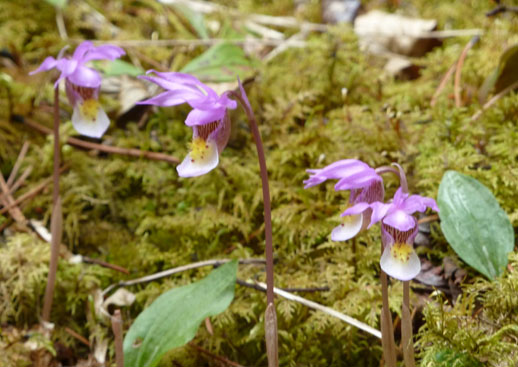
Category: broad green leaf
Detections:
[
  {"x1": 438, "y1": 171, "x2": 514, "y2": 279},
  {"x1": 180, "y1": 42, "x2": 255, "y2": 82},
  {"x1": 172, "y1": 4, "x2": 209, "y2": 39},
  {"x1": 44, "y1": 0, "x2": 67, "y2": 8},
  {"x1": 95, "y1": 59, "x2": 144, "y2": 77},
  {"x1": 479, "y1": 44, "x2": 518, "y2": 103},
  {"x1": 123, "y1": 260, "x2": 238, "y2": 367}
]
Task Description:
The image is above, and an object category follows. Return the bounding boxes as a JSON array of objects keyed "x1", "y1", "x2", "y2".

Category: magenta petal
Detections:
[
  {"x1": 82, "y1": 45, "x2": 126, "y2": 62},
  {"x1": 382, "y1": 210, "x2": 416, "y2": 232},
  {"x1": 342, "y1": 202, "x2": 370, "y2": 216},
  {"x1": 72, "y1": 41, "x2": 94, "y2": 60},
  {"x1": 369, "y1": 201, "x2": 391, "y2": 227},
  {"x1": 402, "y1": 195, "x2": 439, "y2": 213},
  {"x1": 238, "y1": 77, "x2": 252, "y2": 110},
  {"x1": 67, "y1": 65, "x2": 102, "y2": 88},
  {"x1": 138, "y1": 90, "x2": 204, "y2": 107},
  {"x1": 185, "y1": 108, "x2": 225, "y2": 126},
  {"x1": 139, "y1": 75, "x2": 202, "y2": 96},
  {"x1": 29, "y1": 56, "x2": 58, "y2": 75}
]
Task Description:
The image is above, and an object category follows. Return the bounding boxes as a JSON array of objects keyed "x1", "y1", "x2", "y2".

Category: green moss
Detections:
[{"x1": 1, "y1": 0, "x2": 518, "y2": 365}]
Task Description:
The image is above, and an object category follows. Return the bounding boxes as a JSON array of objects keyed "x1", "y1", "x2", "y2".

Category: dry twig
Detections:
[{"x1": 24, "y1": 117, "x2": 180, "y2": 164}]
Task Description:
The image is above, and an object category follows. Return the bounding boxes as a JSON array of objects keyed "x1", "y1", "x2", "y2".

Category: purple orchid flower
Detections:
[
  {"x1": 345, "y1": 187, "x2": 439, "y2": 280},
  {"x1": 30, "y1": 41, "x2": 125, "y2": 138},
  {"x1": 304, "y1": 159, "x2": 384, "y2": 241},
  {"x1": 380, "y1": 219, "x2": 420, "y2": 281},
  {"x1": 138, "y1": 70, "x2": 237, "y2": 177}
]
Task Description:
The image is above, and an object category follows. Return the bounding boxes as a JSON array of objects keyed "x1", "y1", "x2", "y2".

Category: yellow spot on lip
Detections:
[
  {"x1": 189, "y1": 137, "x2": 212, "y2": 162},
  {"x1": 391, "y1": 242, "x2": 413, "y2": 263},
  {"x1": 79, "y1": 99, "x2": 99, "y2": 122}
]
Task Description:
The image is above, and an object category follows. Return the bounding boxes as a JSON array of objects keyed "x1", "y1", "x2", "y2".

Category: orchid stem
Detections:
[
  {"x1": 111, "y1": 310, "x2": 124, "y2": 367},
  {"x1": 380, "y1": 270, "x2": 397, "y2": 367},
  {"x1": 229, "y1": 89, "x2": 277, "y2": 367},
  {"x1": 402, "y1": 281, "x2": 416, "y2": 367},
  {"x1": 42, "y1": 86, "x2": 63, "y2": 323}
]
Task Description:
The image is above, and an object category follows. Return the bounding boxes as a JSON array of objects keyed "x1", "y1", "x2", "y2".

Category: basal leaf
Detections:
[
  {"x1": 44, "y1": 0, "x2": 67, "y2": 8},
  {"x1": 123, "y1": 260, "x2": 238, "y2": 367},
  {"x1": 180, "y1": 42, "x2": 255, "y2": 82},
  {"x1": 95, "y1": 59, "x2": 144, "y2": 77},
  {"x1": 172, "y1": 4, "x2": 209, "y2": 39},
  {"x1": 438, "y1": 171, "x2": 514, "y2": 279},
  {"x1": 479, "y1": 44, "x2": 518, "y2": 103}
]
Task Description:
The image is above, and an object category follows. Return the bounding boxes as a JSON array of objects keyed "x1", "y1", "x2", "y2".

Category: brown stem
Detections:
[
  {"x1": 430, "y1": 63, "x2": 456, "y2": 107},
  {"x1": 23, "y1": 117, "x2": 180, "y2": 164},
  {"x1": 6, "y1": 141, "x2": 30, "y2": 187},
  {"x1": 228, "y1": 91, "x2": 275, "y2": 306},
  {"x1": 454, "y1": 36, "x2": 480, "y2": 108},
  {"x1": 380, "y1": 270, "x2": 397, "y2": 367},
  {"x1": 402, "y1": 281, "x2": 416, "y2": 367},
  {"x1": 111, "y1": 309, "x2": 124, "y2": 367},
  {"x1": 229, "y1": 87, "x2": 277, "y2": 367},
  {"x1": 42, "y1": 86, "x2": 62, "y2": 323},
  {"x1": 0, "y1": 165, "x2": 69, "y2": 216}
]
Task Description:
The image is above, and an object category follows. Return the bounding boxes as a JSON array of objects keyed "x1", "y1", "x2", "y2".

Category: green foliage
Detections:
[
  {"x1": 1, "y1": 0, "x2": 518, "y2": 365},
  {"x1": 124, "y1": 260, "x2": 237, "y2": 367},
  {"x1": 417, "y1": 253, "x2": 518, "y2": 367},
  {"x1": 438, "y1": 171, "x2": 514, "y2": 279}
]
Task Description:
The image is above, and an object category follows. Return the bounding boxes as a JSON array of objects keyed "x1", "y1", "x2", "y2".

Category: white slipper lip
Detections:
[
  {"x1": 330, "y1": 213, "x2": 363, "y2": 241},
  {"x1": 71, "y1": 103, "x2": 110, "y2": 138},
  {"x1": 176, "y1": 139, "x2": 219, "y2": 177}
]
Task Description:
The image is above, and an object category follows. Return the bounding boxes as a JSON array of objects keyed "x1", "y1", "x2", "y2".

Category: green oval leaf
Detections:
[
  {"x1": 180, "y1": 42, "x2": 255, "y2": 82},
  {"x1": 123, "y1": 260, "x2": 238, "y2": 367},
  {"x1": 438, "y1": 171, "x2": 514, "y2": 279}
]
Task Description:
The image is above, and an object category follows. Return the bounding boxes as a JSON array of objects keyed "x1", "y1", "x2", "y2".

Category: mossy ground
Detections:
[{"x1": 0, "y1": 0, "x2": 517, "y2": 366}]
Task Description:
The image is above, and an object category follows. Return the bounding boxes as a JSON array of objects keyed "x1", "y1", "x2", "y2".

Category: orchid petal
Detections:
[
  {"x1": 67, "y1": 65, "x2": 102, "y2": 88},
  {"x1": 330, "y1": 214, "x2": 363, "y2": 241},
  {"x1": 185, "y1": 107, "x2": 226, "y2": 126},
  {"x1": 81, "y1": 45, "x2": 126, "y2": 62},
  {"x1": 342, "y1": 202, "x2": 370, "y2": 216},
  {"x1": 369, "y1": 201, "x2": 392, "y2": 228},
  {"x1": 138, "y1": 90, "x2": 203, "y2": 107},
  {"x1": 401, "y1": 195, "x2": 439, "y2": 213},
  {"x1": 71, "y1": 104, "x2": 110, "y2": 138},
  {"x1": 29, "y1": 56, "x2": 58, "y2": 75},
  {"x1": 177, "y1": 139, "x2": 219, "y2": 177},
  {"x1": 380, "y1": 244, "x2": 421, "y2": 281},
  {"x1": 382, "y1": 209, "x2": 416, "y2": 232}
]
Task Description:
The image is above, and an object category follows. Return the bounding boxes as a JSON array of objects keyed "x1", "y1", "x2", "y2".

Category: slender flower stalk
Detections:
[
  {"x1": 140, "y1": 74, "x2": 278, "y2": 366},
  {"x1": 41, "y1": 86, "x2": 63, "y2": 323},
  {"x1": 31, "y1": 41, "x2": 125, "y2": 322},
  {"x1": 305, "y1": 160, "x2": 438, "y2": 366},
  {"x1": 228, "y1": 82, "x2": 278, "y2": 367},
  {"x1": 30, "y1": 41, "x2": 125, "y2": 138}
]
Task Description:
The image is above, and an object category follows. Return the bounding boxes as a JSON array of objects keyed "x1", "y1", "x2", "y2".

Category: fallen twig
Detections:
[
  {"x1": 454, "y1": 36, "x2": 480, "y2": 107},
  {"x1": 87, "y1": 38, "x2": 306, "y2": 48},
  {"x1": 431, "y1": 63, "x2": 456, "y2": 107},
  {"x1": 6, "y1": 141, "x2": 30, "y2": 187},
  {"x1": 64, "y1": 327, "x2": 90, "y2": 347},
  {"x1": 23, "y1": 117, "x2": 180, "y2": 164},
  {"x1": 0, "y1": 165, "x2": 69, "y2": 216},
  {"x1": 7, "y1": 166, "x2": 33, "y2": 197},
  {"x1": 82, "y1": 256, "x2": 130, "y2": 274},
  {"x1": 486, "y1": 5, "x2": 518, "y2": 17},
  {"x1": 470, "y1": 79, "x2": 518, "y2": 122},
  {"x1": 237, "y1": 279, "x2": 329, "y2": 293},
  {"x1": 0, "y1": 173, "x2": 26, "y2": 224},
  {"x1": 418, "y1": 214, "x2": 439, "y2": 224},
  {"x1": 102, "y1": 258, "x2": 266, "y2": 296},
  {"x1": 254, "y1": 282, "x2": 382, "y2": 339}
]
